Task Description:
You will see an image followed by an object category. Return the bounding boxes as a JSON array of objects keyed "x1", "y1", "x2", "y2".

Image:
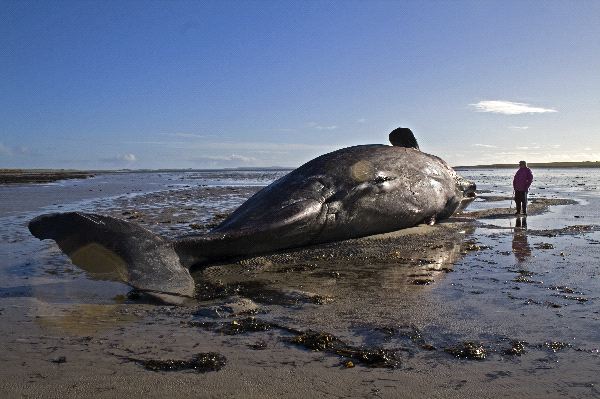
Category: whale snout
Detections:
[
  {"x1": 455, "y1": 177, "x2": 476, "y2": 212},
  {"x1": 464, "y1": 182, "x2": 477, "y2": 198},
  {"x1": 455, "y1": 175, "x2": 476, "y2": 197}
]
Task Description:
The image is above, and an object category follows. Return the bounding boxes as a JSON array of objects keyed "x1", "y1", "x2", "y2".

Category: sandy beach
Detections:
[
  {"x1": 5, "y1": 1, "x2": 600, "y2": 397},
  {"x1": 1, "y1": 170, "x2": 600, "y2": 398}
]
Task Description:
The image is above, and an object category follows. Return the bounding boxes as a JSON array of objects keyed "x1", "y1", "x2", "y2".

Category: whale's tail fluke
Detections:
[{"x1": 29, "y1": 212, "x2": 195, "y2": 304}]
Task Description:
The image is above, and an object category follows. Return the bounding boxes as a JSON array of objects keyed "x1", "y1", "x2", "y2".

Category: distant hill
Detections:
[{"x1": 455, "y1": 161, "x2": 600, "y2": 169}]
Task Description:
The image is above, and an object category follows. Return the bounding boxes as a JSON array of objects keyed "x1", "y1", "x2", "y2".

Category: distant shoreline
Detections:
[
  {"x1": 455, "y1": 161, "x2": 600, "y2": 169},
  {"x1": 0, "y1": 169, "x2": 95, "y2": 184},
  {"x1": 0, "y1": 168, "x2": 293, "y2": 185},
  {"x1": 2, "y1": 161, "x2": 599, "y2": 184}
]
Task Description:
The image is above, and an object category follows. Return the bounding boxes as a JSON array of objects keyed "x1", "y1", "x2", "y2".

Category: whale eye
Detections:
[{"x1": 373, "y1": 175, "x2": 394, "y2": 184}]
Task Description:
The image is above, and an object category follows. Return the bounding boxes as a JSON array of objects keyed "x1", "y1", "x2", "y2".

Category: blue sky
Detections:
[{"x1": 2, "y1": 0, "x2": 600, "y2": 169}]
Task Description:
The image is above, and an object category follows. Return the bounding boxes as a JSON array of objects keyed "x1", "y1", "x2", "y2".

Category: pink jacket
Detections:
[{"x1": 513, "y1": 167, "x2": 533, "y2": 191}]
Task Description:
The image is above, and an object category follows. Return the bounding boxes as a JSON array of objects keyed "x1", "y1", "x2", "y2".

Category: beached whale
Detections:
[{"x1": 29, "y1": 128, "x2": 476, "y2": 302}]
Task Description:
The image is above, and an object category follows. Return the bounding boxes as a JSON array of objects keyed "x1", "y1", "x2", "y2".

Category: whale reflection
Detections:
[{"x1": 196, "y1": 225, "x2": 471, "y2": 308}]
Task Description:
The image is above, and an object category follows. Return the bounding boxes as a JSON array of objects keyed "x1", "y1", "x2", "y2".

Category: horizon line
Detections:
[{"x1": 3, "y1": 160, "x2": 600, "y2": 173}]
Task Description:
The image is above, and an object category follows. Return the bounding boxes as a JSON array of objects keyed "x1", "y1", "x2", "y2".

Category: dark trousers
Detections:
[{"x1": 514, "y1": 190, "x2": 528, "y2": 214}]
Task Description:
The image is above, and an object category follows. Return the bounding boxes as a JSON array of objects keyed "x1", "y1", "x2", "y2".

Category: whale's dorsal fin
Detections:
[{"x1": 389, "y1": 127, "x2": 419, "y2": 150}]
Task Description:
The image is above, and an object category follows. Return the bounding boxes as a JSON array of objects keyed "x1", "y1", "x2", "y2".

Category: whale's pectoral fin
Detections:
[
  {"x1": 176, "y1": 199, "x2": 328, "y2": 265},
  {"x1": 29, "y1": 212, "x2": 195, "y2": 303}
]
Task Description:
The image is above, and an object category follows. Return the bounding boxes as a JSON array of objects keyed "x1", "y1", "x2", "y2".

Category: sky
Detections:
[{"x1": 2, "y1": 0, "x2": 600, "y2": 169}]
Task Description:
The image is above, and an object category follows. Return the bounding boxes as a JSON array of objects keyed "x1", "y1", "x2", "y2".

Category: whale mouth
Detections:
[{"x1": 457, "y1": 195, "x2": 476, "y2": 212}]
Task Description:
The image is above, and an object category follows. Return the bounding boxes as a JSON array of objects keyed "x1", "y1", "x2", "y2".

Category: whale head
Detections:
[{"x1": 454, "y1": 173, "x2": 477, "y2": 212}]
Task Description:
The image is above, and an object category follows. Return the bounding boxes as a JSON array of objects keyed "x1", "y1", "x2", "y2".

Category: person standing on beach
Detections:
[{"x1": 513, "y1": 160, "x2": 533, "y2": 215}]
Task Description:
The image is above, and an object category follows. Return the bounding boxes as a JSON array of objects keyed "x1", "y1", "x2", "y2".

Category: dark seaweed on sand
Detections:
[
  {"x1": 289, "y1": 330, "x2": 400, "y2": 368},
  {"x1": 125, "y1": 352, "x2": 226, "y2": 373}
]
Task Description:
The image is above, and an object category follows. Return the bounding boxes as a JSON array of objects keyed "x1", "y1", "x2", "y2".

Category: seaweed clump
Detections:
[
  {"x1": 412, "y1": 278, "x2": 434, "y2": 285},
  {"x1": 289, "y1": 330, "x2": 400, "y2": 368},
  {"x1": 542, "y1": 341, "x2": 571, "y2": 352},
  {"x1": 445, "y1": 341, "x2": 487, "y2": 360},
  {"x1": 221, "y1": 317, "x2": 274, "y2": 335},
  {"x1": 503, "y1": 340, "x2": 527, "y2": 356},
  {"x1": 128, "y1": 352, "x2": 226, "y2": 373},
  {"x1": 462, "y1": 241, "x2": 490, "y2": 252}
]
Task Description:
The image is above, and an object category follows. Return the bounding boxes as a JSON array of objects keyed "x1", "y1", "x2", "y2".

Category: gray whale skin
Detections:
[{"x1": 29, "y1": 128, "x2": 476, "y2": 303}]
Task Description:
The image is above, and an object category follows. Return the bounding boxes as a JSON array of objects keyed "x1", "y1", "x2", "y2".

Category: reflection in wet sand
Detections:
[
  {"x1": 34, "y1": 302, "x2": 138, "y2": 336},
  {"x1": 512, "y1": 217, "x2": 531, "y2": 263},
  {"x1": 195, "y1": 224, "x2": 470, "y2": 335}
]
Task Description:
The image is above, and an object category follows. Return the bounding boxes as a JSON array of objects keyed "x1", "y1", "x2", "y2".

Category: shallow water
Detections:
[
  {"x1": 2, "y1": 168, "x2": 600, "y2": 397},
  {"x1": 463, "y1": 168, "x2": 600, "y2": 230},
  {"x1": 0, "y1": 171, "x2": 287, "y2": 301}
]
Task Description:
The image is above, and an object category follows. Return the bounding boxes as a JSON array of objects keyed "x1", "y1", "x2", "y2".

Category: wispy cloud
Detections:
[
  {"x1": 515, "y1": 145, "x2": 541, "y2": 151},
  {"x1": 0, "y1": 143, "x2": 12, "y2": 156},
  {"x1": 190, "y1": 154, "x2": 256, "y2": 163},
  {"x1": 0, "y1": 143, "x2": 29, "y2": 156},
  {"x1": 473, "y1": 143, "x2": 497, "y2": 148},
  {"x1": 160, "y1": 132, "x2": 218, "y2": 139},
  {"x1": 471, "y1": 100, "x2": 557, "y2": 115},
  {"x1": 120, "y1": 153, "x2": 137, "y2": 162},
  {"x1": 356, "y1": 118, "x2": 367, "y2": 124},
  {"x1": 308, "y1": 122, "x2": 338, "y2": 130},
  {"x1": 100, "y1": 153, "x2": 137, "y2": 164},
  {"x1": 509, "y1": 126, "x2": 529, "y2": 130},
  {"x1": 124, "y1": 140, "x2": 331, "y2": 153}
]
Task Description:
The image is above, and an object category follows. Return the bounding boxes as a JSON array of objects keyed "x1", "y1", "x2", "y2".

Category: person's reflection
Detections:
[
  {"x1": 515, "y1": 217, "x2": 528, "y2": 230},
  {"x1": 512, "y1": 217, "x2": 531, "y2": 262}
]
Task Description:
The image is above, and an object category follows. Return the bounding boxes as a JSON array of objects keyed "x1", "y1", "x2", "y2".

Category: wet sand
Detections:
[{"x1": 2, "y1": 184, "x2": 600, "y2": 398}]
